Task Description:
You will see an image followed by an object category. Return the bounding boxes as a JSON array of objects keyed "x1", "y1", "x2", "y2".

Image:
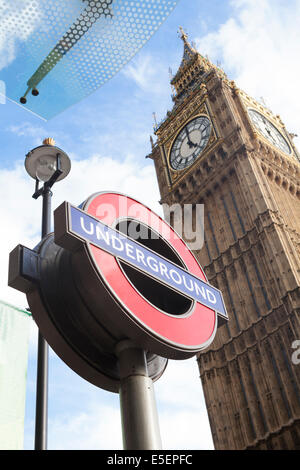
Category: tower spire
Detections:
[
  {"x1": 177, "y1": 26, "x2": 197, "y2": 67},
  {"x1": 170, "y1": 28, "x2": 227, "y2": 104},
  {"x1": 179, "y1": 26, "x2": 188, "y2": 42}
]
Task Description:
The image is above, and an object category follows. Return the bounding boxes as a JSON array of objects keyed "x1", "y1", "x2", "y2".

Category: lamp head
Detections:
[{"x1": 25, "y1": 138, "x2": 71, "y2": 183}]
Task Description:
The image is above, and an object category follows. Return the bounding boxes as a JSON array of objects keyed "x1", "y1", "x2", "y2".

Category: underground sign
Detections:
[
  {"x1": 55, "y1": 192, "x2": 228, "y2": 358},
  {"x1": 9, "y1": 191, "x2": 228, "y2": 391}
]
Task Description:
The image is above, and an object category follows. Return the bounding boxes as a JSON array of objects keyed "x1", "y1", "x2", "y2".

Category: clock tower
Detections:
[{"x1": 147, "y1": 29, "x2": 300, "y2": 449}]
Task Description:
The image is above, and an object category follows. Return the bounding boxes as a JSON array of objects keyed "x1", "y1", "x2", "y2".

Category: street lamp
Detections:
[{"x1": 25, "y1": 138, "x2": 71, "y2": 450}]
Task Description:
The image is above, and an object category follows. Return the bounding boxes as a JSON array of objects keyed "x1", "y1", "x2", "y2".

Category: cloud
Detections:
[
  {"x1": 195, "y1": 0, "x2": 300, "y2": 147},
  {"x1": 6, "y1": 122, "x2": 48, "y2": 148},
  {"x1": 7, "y1": 122, "x2": 44, "y2": 137},
  {"x1": 48, "y1": 405, "x2": 123, "y2": 450},
  {"x1": 159, "y1": 408, "x2": 213, "y2": 450},
  {"x1": 122, "y1": 53, "x2": 169, "y2": 95},
  {"x1": 0, "y1": 0, "x2": 42, "y2": 71},
  {"x1": 156, "y1": 359, "x2": 213, "y2": 450},
  {"x1": 5, "y1": 121, "x2": 72, "y2": 150},
  {"x1": 53, "y1": 153, "x2": 162, "y2": 213}
]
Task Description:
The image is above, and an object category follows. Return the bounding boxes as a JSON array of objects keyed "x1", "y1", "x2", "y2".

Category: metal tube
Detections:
[
  {"x1": 41, "y1": 186, "x2": 52, "y2": 237},
  {"x1": 34, "y1": 332, "x2": 48, "y2": 450},
  {"x1": 34, "y1": 185, "x2": 52, "y2": 450},
  {"x1": 116, "y1": 340, "x2": 162, "y2": 450}
]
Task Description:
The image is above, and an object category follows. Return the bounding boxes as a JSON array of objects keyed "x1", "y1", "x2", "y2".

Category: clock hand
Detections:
[
  {"x1": 188, "y1": 141, "x2": 198, "y2": 148},
  {"x1": 184, "y1": 128, "x2": 198, "y2": 148},
  {"x1": 265, "y1": 127, "x2": 276, "y2": 143}
]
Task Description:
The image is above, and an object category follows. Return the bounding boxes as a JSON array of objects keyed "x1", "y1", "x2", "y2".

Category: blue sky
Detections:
[{"x1": 1, "y1": 0, "x2": 300, "y2": 450}]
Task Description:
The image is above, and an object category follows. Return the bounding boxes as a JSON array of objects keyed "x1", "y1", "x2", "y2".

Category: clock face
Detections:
[
  {"x1": 170, "y1": 116, "x2": 212, "y2": 171},
  {"x1": 248, "y1": 108, "x2": 291, "y2": 155}
]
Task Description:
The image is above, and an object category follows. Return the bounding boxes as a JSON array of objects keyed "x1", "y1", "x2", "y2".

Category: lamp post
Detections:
[{"x1": 25, "y1": 138, "x2": 71, "y2": 450}]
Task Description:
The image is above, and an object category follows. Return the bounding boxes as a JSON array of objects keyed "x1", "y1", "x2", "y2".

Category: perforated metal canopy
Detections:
[{"x1": 0, "y1": 0, "x2": 180, "y2": 120}]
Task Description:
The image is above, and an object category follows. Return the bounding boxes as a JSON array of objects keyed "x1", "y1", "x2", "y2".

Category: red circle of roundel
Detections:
[{"x1": 83, "y1": 192, "x2": 216, "y2": 352}]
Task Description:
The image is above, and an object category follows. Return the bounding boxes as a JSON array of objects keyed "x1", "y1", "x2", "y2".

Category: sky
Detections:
[{"x1": 0, "y1": 0, "x2": 300, "y2": 451}]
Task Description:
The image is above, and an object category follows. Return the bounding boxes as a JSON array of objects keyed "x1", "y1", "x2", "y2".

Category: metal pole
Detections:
[
  {"x1": 41, "y1": 186, "x2": 52, "y2": 237},
  {"x1": 116, "y1": 340, "x2": 162, "y2": 450},
  {"x1": 34, "y1": 185, "x2": 52, "y2": 450}
]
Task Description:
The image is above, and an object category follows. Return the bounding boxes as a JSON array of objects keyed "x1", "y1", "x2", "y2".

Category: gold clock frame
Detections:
[{"x1": 164, "y1": 105, "x2": 218, "y2": 185}]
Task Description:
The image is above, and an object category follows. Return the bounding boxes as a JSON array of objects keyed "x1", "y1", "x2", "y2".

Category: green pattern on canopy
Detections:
[{"x1": 0, "y1": 0, "x2": 180, "y2": 119}]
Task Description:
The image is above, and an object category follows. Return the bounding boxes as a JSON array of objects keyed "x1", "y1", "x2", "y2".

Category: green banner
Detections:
[{"x1": 0, "y1": 300, "x2": 31, "y2": 450}]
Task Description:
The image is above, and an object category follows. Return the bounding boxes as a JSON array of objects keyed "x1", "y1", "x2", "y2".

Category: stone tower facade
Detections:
[{"x1": 147, "y1": 29, "x2": 300, "y2": 449}]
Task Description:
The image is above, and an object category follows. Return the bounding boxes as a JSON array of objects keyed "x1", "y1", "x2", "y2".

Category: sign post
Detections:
[{"x1": 116, "y1": 340, "x2": 162, "y2": 450}]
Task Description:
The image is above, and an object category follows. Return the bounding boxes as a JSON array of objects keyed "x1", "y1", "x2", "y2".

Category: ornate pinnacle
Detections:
[{"x1": 179, "y1": 26, "x2": 188, "y2": 42}]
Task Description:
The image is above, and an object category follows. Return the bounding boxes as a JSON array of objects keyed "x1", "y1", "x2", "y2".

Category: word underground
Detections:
[{"x1": 69, "y1": 206, "x2": 227, "y2": 319}]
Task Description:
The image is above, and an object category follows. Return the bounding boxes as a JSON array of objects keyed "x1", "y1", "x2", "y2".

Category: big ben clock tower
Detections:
[{"x1": 147, "y1": 28, "x2": 300, "y2": 449}]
